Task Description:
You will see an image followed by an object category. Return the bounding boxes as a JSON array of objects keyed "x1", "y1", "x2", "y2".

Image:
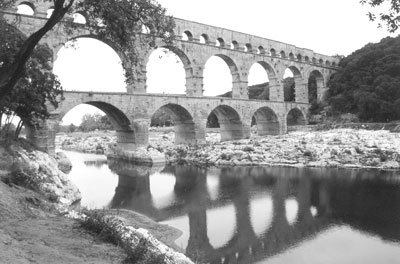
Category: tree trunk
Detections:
[{"x1": 0, "y1": 0, "x2": 75, "y2": 101}]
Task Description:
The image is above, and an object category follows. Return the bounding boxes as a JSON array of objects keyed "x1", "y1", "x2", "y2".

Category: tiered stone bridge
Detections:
[{"x1": 2, "y1": 1, "x2": 340, "y2": 154}]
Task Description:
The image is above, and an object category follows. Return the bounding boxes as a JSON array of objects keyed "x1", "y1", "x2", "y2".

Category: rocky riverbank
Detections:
[
  {"x1": 59, "y1": 128, "x2": 400, "y2": 170},
  {"x1": 0, "y1": 139, "x2": 194, "y2": 264}
]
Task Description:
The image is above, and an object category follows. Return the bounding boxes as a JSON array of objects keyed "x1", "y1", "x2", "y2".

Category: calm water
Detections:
[{"x1": 64, "y1": 150, "x2": 400, "y2": 264}]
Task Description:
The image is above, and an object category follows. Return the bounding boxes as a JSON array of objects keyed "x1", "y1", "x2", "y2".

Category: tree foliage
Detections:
[
  {"x1": 0, "y1": 0, "x2": 175, "y2": 104},
  {"x1": 79, "y1": 113, "x2": 113, "y2": 132},
  {"x1": 360, "y1": 0, "x2": 400, "y2": 32},
  {"x1": 0, "y1": 19, "x2": 62, "y2": 138},
  {"x1": 327, "y1": 35, "x2": 400, "y2": 121}
]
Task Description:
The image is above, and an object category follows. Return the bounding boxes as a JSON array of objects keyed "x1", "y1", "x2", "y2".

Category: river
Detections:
[{"x1": 63, "y1": 150, "x2": 400, "y2": 264}]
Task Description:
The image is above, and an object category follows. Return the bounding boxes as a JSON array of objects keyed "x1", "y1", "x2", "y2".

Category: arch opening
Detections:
[
  {"x1": 230, "y1": 41, "x2": 239, "y2": 50},
  {"x1": 73, "y1": 13, "x2": 87, "y2": 24},
  {"x1": 216, "y1": 38, "x2": 225, "y2": 47},
  {"x1": 252, "y1": 107, "x2": 280, "y2": 136},
  {"x1": 53, "y1": 37, "x2": 126, "y2": 93},
  {"x1": 270, "y1": 49, "x2": 277, "y2": 57},
  {"x1": 17, "y1": 2, "x2": 35, "y2": 15},
  {"x1": 150, "y1": 104, "x2": 195, "y2": 144},
  {"x1": 308, "y1": 70, "x2": 324, "y2": 105},
  {"x1": 258, "y1": 46, "x2": 265, "y2": 55},
  {"x1": 60, "y1": 103, "x2": 135, "y2": 151},
  {"x1": 283, "y1": 68, "x2": 295, "y2": 102},
  {"x1": 248, "y1": 62, "x2": 274, "y2": 101},
  {"x1": 182, "y1": 31, "x2": 193, "y2": 41},
  {"x1": 203, "y1": 55, "x2": 238, "y2": 97},
  {"x1": 287, "y1": 108, "x2": 306, "y2": 128},
  {"x1": 244, "y1": 43, "x2": 252, "y2": 53},
  {"x1": 207, "y1": 105, "x2": 244, "y2": 142},
  {"x1": 146, "y1": 47, "x2": 188, "y2": 94},
  {"x1": 280, "y1": 51, "x2": 286, "y2": 58},
  {"x1": 200, "y1": 34, "x2": 209, "y2": 44}
]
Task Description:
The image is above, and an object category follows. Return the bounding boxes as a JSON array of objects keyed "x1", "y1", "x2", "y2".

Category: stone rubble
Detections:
[{"x1": 59, "y1": 129, "x2": 400, "y2": 170}]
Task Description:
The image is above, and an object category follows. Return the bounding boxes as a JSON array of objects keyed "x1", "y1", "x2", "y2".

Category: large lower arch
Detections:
[
  {"x1": 286, "y1": 108, "x2": 307, "y2": 129},
  {"x1": 62, "y1": 101, "x2": 135, "y2": 150},
  {"x1": 208, "y1": 105, "x2": 245, "y2": 141},
  {"x1": 150, "y1": 103, "x2": 196, "y2": 144},
  {"x1": 252, "y1": 107, "x2": 281, "y2": 135}
]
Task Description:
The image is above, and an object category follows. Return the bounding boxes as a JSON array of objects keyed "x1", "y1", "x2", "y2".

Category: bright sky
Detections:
[{"x1": 48, "y1": 0, "x2": 397, "y2": 125}]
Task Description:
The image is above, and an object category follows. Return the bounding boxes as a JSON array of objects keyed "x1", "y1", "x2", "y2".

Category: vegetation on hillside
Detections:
[{"x1": 327, "y1": 35, "x2": 400, "y2": 122}]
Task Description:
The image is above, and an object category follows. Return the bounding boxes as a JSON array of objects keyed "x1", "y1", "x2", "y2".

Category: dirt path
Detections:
[{"x1": 0, "y1": 180, "x2": 128, "y2": 264}]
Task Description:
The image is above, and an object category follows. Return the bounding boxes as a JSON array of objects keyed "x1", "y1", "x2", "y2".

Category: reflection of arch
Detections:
[
  {"x1": 252, "y1": 107, "x2": 280, "y2": 135},
  {"x1": 287, "y1": 108, "x2": 306, "y2": 126},
  {"x1": 208, "y1": 105, "x2": 244, "y2": 141},
  {"x1": 308, "y1": 70, "x2": 324, "y2": 103},
  {"x1": 151, "y1": 103, "x2": 196, "y2": 144}
]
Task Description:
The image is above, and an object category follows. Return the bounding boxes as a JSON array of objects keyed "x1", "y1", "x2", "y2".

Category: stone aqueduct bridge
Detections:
[{"x1": 2, "y1": 2, "x2": 340, "y2": 153}]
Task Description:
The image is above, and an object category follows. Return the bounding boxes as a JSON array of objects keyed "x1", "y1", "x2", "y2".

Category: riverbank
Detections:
[
  {"x1": 59, "y1": 128, "x2": 400, "y2": 170},
  {"x1": 0, "y1": 140, "x2": 193, "y2": 263}
]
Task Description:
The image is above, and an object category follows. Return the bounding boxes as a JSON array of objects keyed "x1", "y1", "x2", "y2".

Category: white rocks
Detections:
[{"x1": 8, "y1": 145, "x2": 81, "y2": 212}]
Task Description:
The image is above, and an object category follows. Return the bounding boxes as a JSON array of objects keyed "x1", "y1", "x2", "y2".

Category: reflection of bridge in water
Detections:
[{"x1": 108, "y1": 160, "x2": 349, "y2": 263}]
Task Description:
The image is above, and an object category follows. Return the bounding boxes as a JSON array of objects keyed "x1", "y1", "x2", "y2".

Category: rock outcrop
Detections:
[{"x1": 5, "y1": 144, "x2": 81, "y2": 212}]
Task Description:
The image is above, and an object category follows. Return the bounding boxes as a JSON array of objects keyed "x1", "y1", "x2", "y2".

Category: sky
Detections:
[{"x1": 47, "y1": 0, "x2": 397, "y2": 125}]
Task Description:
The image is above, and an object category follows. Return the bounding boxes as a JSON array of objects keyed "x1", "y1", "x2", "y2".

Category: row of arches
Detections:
[
  {"x1": 60, "y1": 100, "x2": 307, "y2": 148},
  {"x1": 14, "y1": 1, "x2": 338, "y2": 70},
  {"x1": 16, "y1": 2, "x2": 86, "y2": 24},
  {"x1": 181, "y1": 30, "x2": 337, "y2": 67},
  {"x1": 52, "y1": 37, "x2": 325, "y2": 104}
]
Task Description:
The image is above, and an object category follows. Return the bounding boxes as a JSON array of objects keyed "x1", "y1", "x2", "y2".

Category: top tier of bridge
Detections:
[{"x1": 4, "y1": 0, "x2": 340, "y2": 69}]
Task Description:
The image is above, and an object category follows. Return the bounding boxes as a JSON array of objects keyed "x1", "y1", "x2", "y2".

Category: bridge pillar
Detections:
[
  {"x1": 256, "y1": 120, "x2": 281, "y2": 136},
  {"x1": 186, "y1": 64, "x2": 204, "y2": 97},
  {"x1": 219, "y1": 121, "x2": 247, "y2": 141},
  {"x1": 296, "y1": 177, "x2": 313, "y2": 223},
  {"x1": 269, "y1": 77, "x2": 283, "y2": 101},
  {"x1": 232, "y1": 80, "x2": 249, "y2": 99},
  {"x1": 132, "y1": 119, "x2": 150, "y2": 147},
  {"x1": 193, "y1": 118, "x2": 207, "y2": 143},
  {"x1": 294, "y1": 77, "x2": 308, "y2": 103},
  {"x1": 174, "y1": 120, "x2": 197, "y2": 144},
  {"x1": 26, "y1": 116, "x2": 59, "y2": 155},
  {"x1": 317, "y1": 78, "x2": 327, "y2": 103},
  {"x1": 116, "y1": 130, "x2": 136, "y2": 150}
]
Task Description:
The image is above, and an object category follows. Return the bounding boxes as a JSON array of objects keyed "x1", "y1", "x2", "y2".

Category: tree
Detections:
[
  {"x1": 0, "y1": 0, "x2": 175, "y2": 103},
  {"x1": 0, "y1": 19, "x2": 62, "y2": 138},
  {"x1": 327, "y1": 35, "x2": 400, "y2": 121},
  {"x1": 79, "y1": 113, "x2": 113, "y2": 132},
  {"x1": 360, "y1": 0, "x2": 400, "y2": 32}
]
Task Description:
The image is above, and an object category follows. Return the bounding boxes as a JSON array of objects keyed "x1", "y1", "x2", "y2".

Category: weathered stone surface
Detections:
[
  {"x1": 54, "y1": 152, "x2": 72, "y2": 173},
  {"x1": 8, "y1": 145, "x2": 81, "y2": 212}
]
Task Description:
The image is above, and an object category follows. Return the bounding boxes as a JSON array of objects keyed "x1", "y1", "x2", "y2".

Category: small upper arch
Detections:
[
  {"x1": 200, "y1": 33, "x2": 209, "y2": 44},
  {"x1": 216, "y1": 38, "x2": 225, "y2": 48},
  {"x1": 17, "y1": 2, "x2": 35, "y2": 15},
  {"x1": 182, "y1": 30, "x2": 193, "y2": 41}
]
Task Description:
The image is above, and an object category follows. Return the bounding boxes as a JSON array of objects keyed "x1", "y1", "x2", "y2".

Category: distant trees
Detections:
[
  {"x1": 79, "y1": 113, "x2": 113, "y2": 132},
  {"x1": 327, "y1": 35, "x2": 400, "y2": 122}
]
